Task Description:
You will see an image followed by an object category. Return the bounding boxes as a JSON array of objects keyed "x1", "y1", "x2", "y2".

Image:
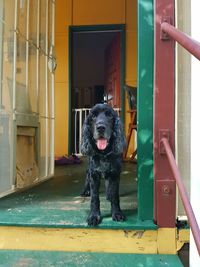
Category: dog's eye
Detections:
[
  {"x1": 105, "y1": 111, "x2": 112, "y2": 117},
  {"x1": 92, "y1": 112, "x2": 97, "y2": 119}
]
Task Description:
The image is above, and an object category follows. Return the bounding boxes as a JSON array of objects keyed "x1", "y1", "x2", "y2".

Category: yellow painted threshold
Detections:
[
  {"x1": 0, "y1": 227, "x2": 189, "y2": 254},
  {"x1": 157, "y1": 228, "x2": 177, "y2": 254}
]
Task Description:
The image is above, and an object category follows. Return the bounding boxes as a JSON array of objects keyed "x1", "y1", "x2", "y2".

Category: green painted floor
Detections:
[
  {"x1": 0, "y1": 161, "x2": 155, "y2": 229},
  {"x1": 0, "y1": 250, "x2": 183, "y2": 267}
]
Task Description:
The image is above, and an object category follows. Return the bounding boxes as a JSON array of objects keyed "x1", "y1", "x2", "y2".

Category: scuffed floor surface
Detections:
[
  {"x1": 0, "y1": 161, "x2": 155, "y2": 229},
  {"x1": 0, "y1": 250, "x2": 183, "y2": 267}
]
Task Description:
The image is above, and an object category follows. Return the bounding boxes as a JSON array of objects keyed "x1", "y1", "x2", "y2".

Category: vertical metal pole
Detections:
[
  {"x1": 36, "y1": 0, "x2": 40, "y2": 115},
  {"x1": 154, "y1": 0, "x2": 176, "y2": 227},
  {"x1": 12, "y1": 0, "x2": 18, "y2": 188},
  {"x1": 49, "y1": 0, "x2": 55, "y2": 175},
  {"x1": 35, "y1": 0, "x2": 40, "y2": 177},
  {"x1": 51, "y1": 0, "x2": 55, "y2": 119},
  {"x1": 13, "y1": 0, "x2": 18, "y2": 114},
  {"x1": 0, "y1": 1, "x2": 4, "y2": 108},
  {"x1": 26, "y1": 0, "x2": 30, "y2": 103},
  {"x1": 45, "y1": 0, "x2": 49, "y2": 176}
]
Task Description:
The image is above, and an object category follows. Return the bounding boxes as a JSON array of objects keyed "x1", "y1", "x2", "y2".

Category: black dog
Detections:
[{"x1": 81, "y1": 103, "x2": 126, "y2": 226}]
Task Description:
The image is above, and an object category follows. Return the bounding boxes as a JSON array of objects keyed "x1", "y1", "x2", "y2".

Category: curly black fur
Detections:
[{"x1": 81, "y1": 103, "x2": 126, "y2": 226}]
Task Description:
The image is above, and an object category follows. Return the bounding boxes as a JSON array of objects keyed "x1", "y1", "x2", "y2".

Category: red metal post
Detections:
[
  {"x1": 154, "y1": 0, "x2": 176, "y2": 227},
  {"x1": 162, "y1": 138, "x2": 200, "y2": 255}
]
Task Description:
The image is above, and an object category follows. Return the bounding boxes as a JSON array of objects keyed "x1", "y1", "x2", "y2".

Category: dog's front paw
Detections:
[
  {"x1": 81, "y1": 189, "x2": 90, "y2": 197},
  {"x1": 112, "y1": 211, "x2": 125, "y2": 222},
  {"x1": 87, "y1": 213, "x2": 101, "y2": 226}
]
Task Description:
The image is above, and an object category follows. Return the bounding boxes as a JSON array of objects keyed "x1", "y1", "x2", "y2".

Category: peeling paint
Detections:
[{"x1": 132, "y1": 231, "x2": 145, "y2": 239}]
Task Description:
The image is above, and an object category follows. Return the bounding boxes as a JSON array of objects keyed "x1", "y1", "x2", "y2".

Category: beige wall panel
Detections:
[{"x1": 176, "y1": 0, "x2": 191, "y2": 217}]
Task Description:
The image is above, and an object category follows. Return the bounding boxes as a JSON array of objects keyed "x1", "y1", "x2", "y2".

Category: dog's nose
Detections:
[{"x1": 97, "y1": 124, "x2": 106, "y2": 132}]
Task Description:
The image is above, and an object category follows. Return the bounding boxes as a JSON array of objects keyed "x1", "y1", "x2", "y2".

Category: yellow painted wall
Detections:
[
  {"x1": 55, "y1": 1, "x2": 71, "y2": 156},
  {"x1": 125, "y1": 0, "x2": 137, "y2": 156},
  {"x1": 55, "y1": 0, "x2": 137, "y2": 156}
]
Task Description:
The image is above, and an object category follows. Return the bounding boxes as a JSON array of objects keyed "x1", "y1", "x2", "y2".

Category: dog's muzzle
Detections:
[{"x1": 95, "y1": 123, "x2": 108, "y2": 150}]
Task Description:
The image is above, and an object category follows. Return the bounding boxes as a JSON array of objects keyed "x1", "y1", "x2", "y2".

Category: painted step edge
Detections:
[{"x1": 0, "y1": 226, "x2": 189, "y2": 255}]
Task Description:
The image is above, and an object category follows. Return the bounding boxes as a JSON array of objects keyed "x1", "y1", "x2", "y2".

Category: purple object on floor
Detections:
[{"x1": 55, "y1": 154, "x2": 82, "y2": 166}]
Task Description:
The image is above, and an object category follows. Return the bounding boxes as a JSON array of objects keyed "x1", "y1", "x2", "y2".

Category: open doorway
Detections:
[{"x1": 69, "y1": 25, "x2": 125, "y2": 155}]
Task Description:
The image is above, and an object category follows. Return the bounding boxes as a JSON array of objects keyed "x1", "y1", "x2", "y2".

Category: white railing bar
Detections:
[
  {"x1": 36, "y1": 0, "x2": 40, "y2": 114},
  {"x1": 79, "y1": 109, "x2": 83, "y2": 154},
  {"x1": 74, "y1": 110, "x2": 77, "y2": 154},
  {"x1": 25, "y1": 0, "x2": 30, "y2": 96}
]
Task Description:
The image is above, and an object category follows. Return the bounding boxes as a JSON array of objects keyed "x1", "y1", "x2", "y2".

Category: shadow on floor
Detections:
[{"x1": 178, "y1": 243, "x2": 189, "y2": 267}]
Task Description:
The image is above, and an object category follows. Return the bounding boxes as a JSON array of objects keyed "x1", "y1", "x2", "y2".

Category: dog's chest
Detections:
[
  {"x1": 93, "y1": 159, "x2": 115, "y2": 178},
  {"x1": 99, "y1": 160, "x2": 110, "y2": 173}
]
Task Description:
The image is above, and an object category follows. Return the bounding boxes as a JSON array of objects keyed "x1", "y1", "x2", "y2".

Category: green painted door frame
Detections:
[
  {"x1": 68, "y1": 24, "x2": 126, "y2": 154},
  {"x1": 137, "y1": 0, "x2": 154, "y2": 221}
]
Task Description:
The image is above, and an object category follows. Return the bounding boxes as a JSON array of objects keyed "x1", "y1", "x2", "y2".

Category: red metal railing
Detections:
[
  {"x1": 161, "y1": 138, "x2": 200, "y2": 255},
  {"x1": 161, "y1": 22, "x2": 200, "y2": 61},
  {"x1": 160, "y1": 21, "x2": 200, "y2": 255}
]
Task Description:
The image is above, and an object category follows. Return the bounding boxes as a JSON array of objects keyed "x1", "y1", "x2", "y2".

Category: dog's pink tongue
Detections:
[{"x1": 97, "y1": 139, "x2": 108, "y2": 150}]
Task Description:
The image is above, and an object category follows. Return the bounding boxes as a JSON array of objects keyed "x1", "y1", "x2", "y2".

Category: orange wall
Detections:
[
  {"x1": 125, "y1": 0, "x2": 137, "y2": 156},
  {"x1": 55, "y1": 0, "x2": 137, "y2": 156}
]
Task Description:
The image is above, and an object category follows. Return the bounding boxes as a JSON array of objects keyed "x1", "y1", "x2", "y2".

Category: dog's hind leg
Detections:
[{"x1": 105, "y1": 179, "x2": 110, "y2": 201}]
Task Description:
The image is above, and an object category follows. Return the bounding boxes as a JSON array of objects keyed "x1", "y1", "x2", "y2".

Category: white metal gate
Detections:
[{"x1": 0, "y1": 0, "x2": 55, "y2": 196}]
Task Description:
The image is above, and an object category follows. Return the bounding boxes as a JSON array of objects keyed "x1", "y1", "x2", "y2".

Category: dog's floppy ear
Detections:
[
  {"x1": 112, "y1": 116, "x2": 126, "y2": 155},
  {"x1": 81, "y1": 115, "x2": 94, "y2": 156}
]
